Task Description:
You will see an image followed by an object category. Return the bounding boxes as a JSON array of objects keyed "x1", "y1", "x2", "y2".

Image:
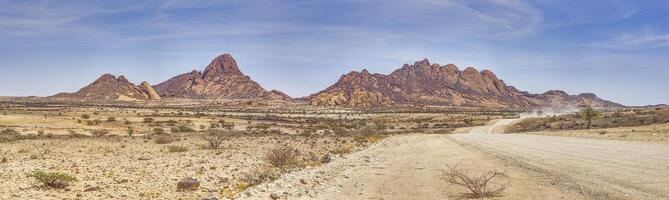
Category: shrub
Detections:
[
  {"x1": 68, "y1": 130, "x2": 89, "y2": 138},
  {"x1": 443, "y1": 165, "x2": 507, "y2": 198},
  {"x1": 127, "y1": 128, "x2": 134, "y2": 137},
  {"x1": 265, "y1": 146, "x2": 300, "y2": 169},
  {"x1": 154, "y1": 135, "x2": 174, "y2": 144},
  {"x1": 144, "y1": 118, "x2": 155, "y2": 123},
  {"x1": 171, "y1": 125, "x2": 195, "y2": 133},
  {"x1": 26, "y1": 171, "x2": 77, "y2": 189},
  {"x1": 107, "y1": 117, "x2": 116, "y2": 122},
  {"x1": 203, "y1": 129, "x2": 233, "y2": 149},
  {"x1": 91, "y1": 129, "x2": 110, "y2": 137},
  {"x1": 0, "y1": 128, "x2": 20, "y2": 142},
  {"x1": 153, "y1": 128, "x2": 166, "y2": 135},
  {"x1": 167, "y1": 145, "x2": 188, "y2": 153},
  {"x1": 81, "y1": 114, "x2": 90, "y2": 119}
]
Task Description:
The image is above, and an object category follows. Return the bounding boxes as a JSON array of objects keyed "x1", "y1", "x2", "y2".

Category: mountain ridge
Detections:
[{"x1": 307, "y1": 58, "x2": 622, "y2": 108}]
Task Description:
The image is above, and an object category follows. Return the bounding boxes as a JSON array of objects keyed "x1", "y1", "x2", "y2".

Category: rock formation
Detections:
[
  {"x1": 153, "y1": 54, "x2": 291, "y2": 100},
  {"x1": 308, "y1": 58, "x2": 622, "y2": 108},
  {"x1": 52, "y1": 74, "x2": 161, "y2": 100}
]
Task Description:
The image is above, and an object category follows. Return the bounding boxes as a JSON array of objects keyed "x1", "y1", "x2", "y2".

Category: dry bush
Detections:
[
  {"x1": 265, "y1": 146, "x2": 300, "y2": 169},
  {"x1": 443, "y1": 165, "x2": 508, "y2": 198},
  {"x1": 154, "y1": 135, "x2": 174, "y2": 144},
  {"x1": 0, "y1": 128, "x2": 20, "y2": 142},
  {"x1": 27, "y1": 171, "x2": 77, "y2": 189},
  {"x1": 203, "y1": 129, "x2": 240, "y2": 149},
  {"x1": 171, "y1": 125, "x2": 195, "y2": 133},
  {"x1": 90, "y1": 129, "x2": 109, "y2": 137}
]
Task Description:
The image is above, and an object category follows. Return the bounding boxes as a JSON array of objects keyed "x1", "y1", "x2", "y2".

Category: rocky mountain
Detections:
[
  {"x1": 154, "y1": 54, "x2": 291, "y2": 100},
  {"x1": 52, "y1": 74, "x2": 161, "y2": 100},
  {"x1": 308, "y1": 58, "x2": 622, "y2": 108}
]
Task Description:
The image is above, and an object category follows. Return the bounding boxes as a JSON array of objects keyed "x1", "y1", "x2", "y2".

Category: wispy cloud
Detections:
[{"x1": 589, "y1": 29, "x2": 669, "y2": 49}]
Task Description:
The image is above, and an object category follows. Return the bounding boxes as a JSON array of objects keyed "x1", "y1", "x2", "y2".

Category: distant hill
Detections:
[
  {"x1": 307, "y1": 58, "x2": 622, "y2": 108},
  {"x1": 51, "y1": 74, "x2": 160, "y2": 100}
]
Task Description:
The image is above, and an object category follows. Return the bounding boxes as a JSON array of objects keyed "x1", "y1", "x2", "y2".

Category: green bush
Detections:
[{"x1": 26, "y1": 171, "x2": 77, "y2": 189}]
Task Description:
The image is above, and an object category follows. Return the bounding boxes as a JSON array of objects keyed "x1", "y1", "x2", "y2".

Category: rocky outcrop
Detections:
[
  {"x1": 154, "y1": 54, "x2": 291, "y2": 100},
  {"x1": 308, "y1": 58, "x2": 622, "y2": 108},
  {"x1": 52, "y1": 74, "x2": 161, "y2": 100},
  {"x1": 140, "y1": 81, "x2": 161, "y2": 100}
]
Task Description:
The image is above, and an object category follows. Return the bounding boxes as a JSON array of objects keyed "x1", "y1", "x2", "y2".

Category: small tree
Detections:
[{"x1": 580, "y1": 106, "x2": 600, "y2": 129}]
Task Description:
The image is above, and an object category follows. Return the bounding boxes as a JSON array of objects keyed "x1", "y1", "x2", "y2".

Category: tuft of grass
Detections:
[
  {"x1": 330, "y1": 143, "x2": 354, "y2": 155},
  {"x1": 27, "y1": 171, "x2": 77, "y2": 189},
  {"x1": 167, "y1": 145, "x2": 188, "y2": 153},
  {"x1": 221, "y1": 181, "x2": 251, "y2": 198}
]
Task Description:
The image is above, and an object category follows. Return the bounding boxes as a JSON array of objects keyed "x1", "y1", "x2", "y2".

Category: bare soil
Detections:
[
  {"x1": 451, "y1": 125, "x2": 669, "y2": 199},
  {"x1": 242, "y1": 134, "x2": 585, "y2": 200}
]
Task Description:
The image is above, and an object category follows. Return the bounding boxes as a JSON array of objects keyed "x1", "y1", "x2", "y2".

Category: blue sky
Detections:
[{"x1": 0, "y1": 0, "x2": 667, "y2": 106}]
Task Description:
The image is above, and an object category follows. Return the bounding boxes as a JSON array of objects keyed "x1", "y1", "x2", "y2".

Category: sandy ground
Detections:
[
  {"x1": 0, "y1": 135, "x2": 352, "y2": 200},
  {"x1": 451, "y1": 125, "x2": 669, "y2": 199},
  {"x1": 241, "y1": 134, "x2": 584, "y2": 200}
]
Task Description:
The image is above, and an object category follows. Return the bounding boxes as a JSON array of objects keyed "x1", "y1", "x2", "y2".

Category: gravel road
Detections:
[
  {"x1": 242, "y1": 133, "x2": 583, "y2": 200},
  {"x1": 451, "y1": 120, "x2": 669, "y2": 200}
]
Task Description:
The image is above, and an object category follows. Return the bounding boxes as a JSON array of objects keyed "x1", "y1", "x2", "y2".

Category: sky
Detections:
[{"x1": 0, "y1": 0, "x2": 667, "y2": 106}]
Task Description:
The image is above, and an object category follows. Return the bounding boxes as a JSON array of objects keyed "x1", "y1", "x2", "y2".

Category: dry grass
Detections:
[{"x1": 507, "y1": 108, "x2": 669, "y2": 133}]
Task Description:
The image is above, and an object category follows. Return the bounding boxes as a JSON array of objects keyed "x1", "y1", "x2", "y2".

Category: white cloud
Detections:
[{"x1": 589, "y1": 29, "x2": 669, "y2": 49}]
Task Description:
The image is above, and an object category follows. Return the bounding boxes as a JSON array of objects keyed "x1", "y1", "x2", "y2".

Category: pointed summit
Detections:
[
  {"x1": 97, "y1": 74, "x2": 117, "y2": 82},
  {"x1": 154, "y1": 53, "x2": 291, "y2": 100},
  {"x1": 202, "y1": 53, "x2": 243, "y2": 80},
  {"x1": 117, "y1": 75, "x2": 129, "y2": 83}
]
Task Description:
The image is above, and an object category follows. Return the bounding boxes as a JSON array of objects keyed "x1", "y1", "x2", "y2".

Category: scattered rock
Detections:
[
  {"x1": 176, "y1": 177, "x2": 200, "y2": 191},
  {"x1": 83, "y1": 186, "x2": 99, "y2": 192}
]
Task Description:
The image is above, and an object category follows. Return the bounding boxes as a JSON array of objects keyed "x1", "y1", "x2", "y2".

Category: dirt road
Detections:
[
  {"x1": 451, "y1": 121, "x2": 669, "y2": 200},
  {"x1": 243, "y1": 134, "x2": 583, "y2": 200}
]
